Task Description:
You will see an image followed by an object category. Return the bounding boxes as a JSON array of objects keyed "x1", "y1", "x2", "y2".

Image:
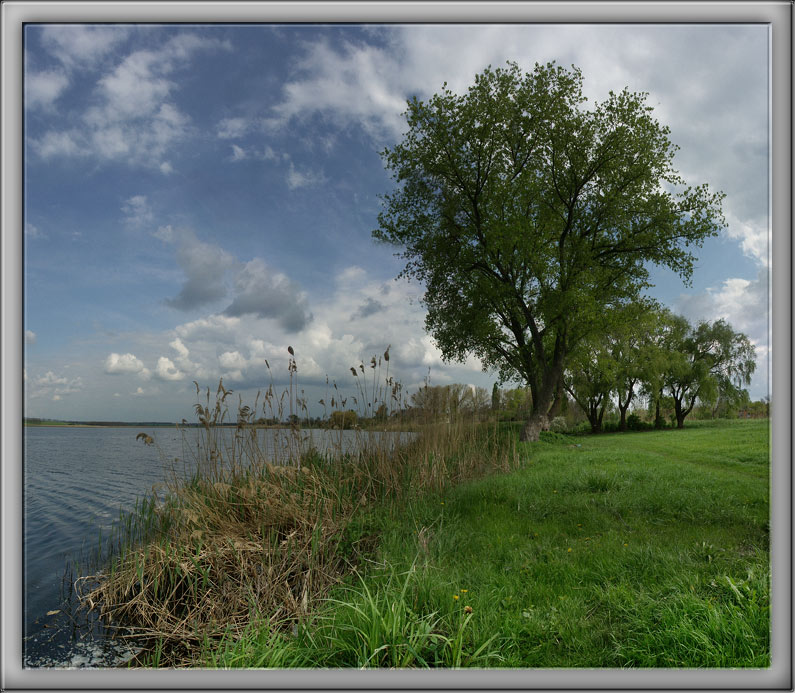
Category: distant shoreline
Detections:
[
  {"x1": 24, "y1": 423, "x2": 103, "y2": 428},
  {"x1": 23, "y1": 422, "x2": 178, "y2": 428},
  {"x1": 23, "y1": 421, "x2": 413, "y2": 431}
]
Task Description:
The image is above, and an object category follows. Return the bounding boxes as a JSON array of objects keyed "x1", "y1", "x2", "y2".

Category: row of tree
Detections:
[
  {"x1": 405, "y1": 382, "x2": 534, "y2": 423},
  {"x1": 561, "y1": 304, "x2": 756, "y2": 432},
  {"x1": 395, "y1": 305, "x2": 757, "y2": 433}
]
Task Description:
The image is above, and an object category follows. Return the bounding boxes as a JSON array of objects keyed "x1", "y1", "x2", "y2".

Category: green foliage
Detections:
[
  {"x1": 625, "y1": 413, "x2": 653, "y2": 431},
  {"x1": 200, "y1": 623, "x2": 313, "y2": 668},
  {"x1": 537, "y1": 429, "x2": 576, "y2": 444},
  {"x1": 203, "y1": 560, "x2": 503, "y2": 669},
  {"x1": 375, "y1": 61, "x2": 725, "y2": 435},
  {"x1": 662, "y1": 317, "x2": 756, "y2": 428},
  {"x1": 606, "y1": 302, "x2": 665, "y2": 429},
  {"x1": 740, "y1": 398, "x2": 770, "y2": 419},
  {"x1": 329, "y1": 409, "x2": 359, "y2": 429},
  {"x1": 491, "y1": 382, "x2": 501, "y2": 411},
  {"x1": 564, "y1": 333, "x2": 616, "y2": 433},
  {"x1": 497, "y1": 387, "x2": 533, "y2": 422}
]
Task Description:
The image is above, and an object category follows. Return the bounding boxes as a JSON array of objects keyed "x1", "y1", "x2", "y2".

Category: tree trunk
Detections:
[
  {"x1": 547, "y1": 374, "x2": 565, "y2": 419},
  {"x1": 519, "y1": 366, "x2": 560, "y2": 442},
  {"x1": 676, "y1": 394, "x2": 698, "y2": 429},
  {"x1": 598, "y1": 403, "x2": 607, "y2": 431},
  {"x1": 654, "y1": 392, "x2": 663, "y2": 429},
  {"x1": 674, "y1": 398, "x2": 686, "y2": 428},
  {"x1": 587, "y1": 403, "x2": 601, "y2": 434},
  {"x1": 618, "y1": 383, "x2": 633, "y2": 431},
  {"x1": 618, "y1": 404, "x2": 629, "y2": 431},
  {"x1": 520, "y1": 411, "x2": 550, "y2": 442}
]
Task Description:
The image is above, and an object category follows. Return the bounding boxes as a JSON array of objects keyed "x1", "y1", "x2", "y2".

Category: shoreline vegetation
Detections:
[
  {"x1": 23, "y1": 421, "x2": 415, "y2": 430},
  {"x1": 67, "y1": 351, "x2": 769, "y2": 669}
]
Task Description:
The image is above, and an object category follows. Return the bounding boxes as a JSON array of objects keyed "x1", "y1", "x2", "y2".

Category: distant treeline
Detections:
[
  {"x1": 24, "y1": 418, "x2": 177, "y2": 427},
  {"x1": 23, "y1": 417, "x2": 315, "y2": 428}
]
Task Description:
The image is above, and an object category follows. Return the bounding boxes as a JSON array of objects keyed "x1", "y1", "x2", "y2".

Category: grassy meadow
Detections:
[
  {"x1": 79, "y1": 390, "x2": 769, "y2": 669},
  {"x1": 198, "y1": 420, "x2": 770, "y2": 669}
]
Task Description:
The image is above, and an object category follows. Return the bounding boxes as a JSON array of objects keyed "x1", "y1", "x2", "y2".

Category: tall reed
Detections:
[{"x1": 77, "y1": 348, "x2": 518, "y2": 666}]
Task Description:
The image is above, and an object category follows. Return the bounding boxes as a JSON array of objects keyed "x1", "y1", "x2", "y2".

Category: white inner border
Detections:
[{"x1": 2, "y1": 2, "x2": 791, "y2": 691}]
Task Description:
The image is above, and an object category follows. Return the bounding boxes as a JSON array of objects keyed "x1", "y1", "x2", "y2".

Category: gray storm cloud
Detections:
[
  {"x1": 353, "y1": 296, "x2": 385, "y2": 319},
  {"x1": 156, "y1": 226, "x2": 236, "y2": 311},
  {"x1": 157, "y1": 229, "x2": 311, "y2": 332},
  {"x1": 222, "y1": 258, "x2": 312, "y2": 333}
]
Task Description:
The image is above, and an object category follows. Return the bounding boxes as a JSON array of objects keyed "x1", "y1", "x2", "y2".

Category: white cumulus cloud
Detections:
[
  {"x1": 28, "y1": 370, "x2": 84, "y2": 401},
  {"x1": 723, "y1": 213, "x2": 769, "y2": 268},
  {"x1": 223, "y1": 258, "x2": 313, "y2": 332},
  {"x1": 37, "y1": 371, "x2": 68, "y2": 386},
  {"x1": 104, "y1": 352, "x2": 149, "y2": 377},
  {"x1": 155, "y1": 356, "x2": 184, "y2": 381},
  {"x1": 33, "y1": 130, "x2": 81, "y2": 158}
]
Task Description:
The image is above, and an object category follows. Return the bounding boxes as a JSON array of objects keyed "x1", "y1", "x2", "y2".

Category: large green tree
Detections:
[{"x1": 374, "y1": 61, "x2": 725, "y2": 441}]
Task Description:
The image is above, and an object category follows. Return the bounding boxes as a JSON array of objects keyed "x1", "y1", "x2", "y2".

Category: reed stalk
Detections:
[{"x1": 77, "y1": 348, "x2": 517, "y2": 666}]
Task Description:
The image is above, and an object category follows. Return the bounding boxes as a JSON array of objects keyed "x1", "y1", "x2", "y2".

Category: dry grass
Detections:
[
  {"x1": 79, "y1": 463, "x2": 353, "y2": 664},
  {"x1": 77, "y1": 350, "x2": 518, "y2": 666}
]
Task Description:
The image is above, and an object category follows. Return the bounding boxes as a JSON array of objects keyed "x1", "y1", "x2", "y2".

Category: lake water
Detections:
[{"x1": 23, "y1": 425, "x2": 412, "y2": 668}]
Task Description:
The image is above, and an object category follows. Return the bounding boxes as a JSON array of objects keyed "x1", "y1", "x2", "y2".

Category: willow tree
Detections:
[
  {"x1": 663, "y1": 317, "x2": 756, "y2": 428},
  {"x1": 563, "y1": 334, "x2": 615, "y2": 434},
  {"x1": 607, "y1": 301, "x2": 664, "y2": 431},
  {"x1": 374, "y1": 61, "x2": 725, "y2": 441}
]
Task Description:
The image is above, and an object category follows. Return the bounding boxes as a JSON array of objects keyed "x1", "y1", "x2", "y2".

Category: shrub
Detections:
[
  {"x1": 626, "y1": 414, "x2": 655, "y2": 432},
  {"x1": 538, "y1": 430, "x2": 574, "y2": 445}
]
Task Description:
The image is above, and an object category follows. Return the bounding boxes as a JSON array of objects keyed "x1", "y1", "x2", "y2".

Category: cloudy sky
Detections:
[{"x1": 22, "y1": 23, "x2": 770, "y2": 421}]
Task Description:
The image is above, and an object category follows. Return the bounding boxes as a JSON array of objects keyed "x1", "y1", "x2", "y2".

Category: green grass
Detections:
[{"x1": 203, "y1": 419, "x2": 769, "y2": 668}]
